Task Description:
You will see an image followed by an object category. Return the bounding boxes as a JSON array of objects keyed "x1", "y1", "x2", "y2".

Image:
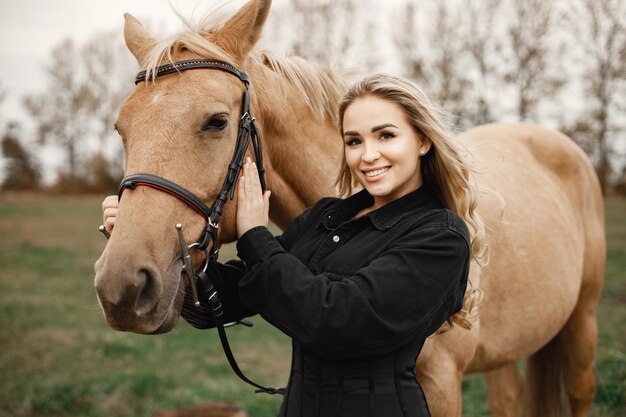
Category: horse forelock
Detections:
[
  {"x1": 142, "y1": 35, "x2": 236, "y2": 82},
  {"x1": 138, "y1": 8, "x2": 346, "y2": 124},
  {"x1": 253, "y1": 51, "x2": 346, "y2": 122}
]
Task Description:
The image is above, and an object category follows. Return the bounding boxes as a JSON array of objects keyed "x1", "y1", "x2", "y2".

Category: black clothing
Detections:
[
  {"x1": 187, "y1": 185, "x2": 471, "y2": 417},
  {"x1": 281, "y1": 339, "x2": 431, "y2": 417}
]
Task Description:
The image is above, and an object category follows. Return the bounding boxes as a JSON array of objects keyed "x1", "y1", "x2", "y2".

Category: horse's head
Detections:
[{"x1": 94, "y1": 0, "x2": 272, "y2": 334}]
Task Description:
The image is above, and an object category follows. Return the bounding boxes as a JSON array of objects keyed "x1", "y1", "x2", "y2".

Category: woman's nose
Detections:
[{"x1": 362, "y1": 142, "x2": 380, "y2": 162}]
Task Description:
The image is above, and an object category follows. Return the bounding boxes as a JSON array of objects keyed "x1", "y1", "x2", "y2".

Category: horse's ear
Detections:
[
  {"x1": 124, "y1": 13, "x2": 156, "y2": 67},
  {"x1": 212, "y1": 0, "x2": 271, "y2": 61}
]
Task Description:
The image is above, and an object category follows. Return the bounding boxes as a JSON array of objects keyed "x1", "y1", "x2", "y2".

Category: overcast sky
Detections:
[
  {"x1": 0, "y1": 0, "x2": 257, "y2": 126},
  {"x1": 1, "y1": 0, "x2": 623, "y2": 181},
  {"x1": 0, "y1": 0, "x2": 285, "y2": 179}
]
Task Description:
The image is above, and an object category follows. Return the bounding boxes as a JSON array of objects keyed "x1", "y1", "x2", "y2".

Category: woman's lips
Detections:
[{"x1": 362, "y1": 166, "x2": 390, "y2": 182}]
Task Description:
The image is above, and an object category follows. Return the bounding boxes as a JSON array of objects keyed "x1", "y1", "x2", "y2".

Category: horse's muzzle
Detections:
[{"x1": 94, "y1": 262, "x2": 166, "y2": 332}]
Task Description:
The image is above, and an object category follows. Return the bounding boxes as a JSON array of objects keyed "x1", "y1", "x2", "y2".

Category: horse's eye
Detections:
[{"x1": 201, "y1": 116, "x2": 228, "y2": 132}]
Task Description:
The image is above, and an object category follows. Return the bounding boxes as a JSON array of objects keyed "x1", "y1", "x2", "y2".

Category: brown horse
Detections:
[{"x1": 94, "y1": 1, "x2": 606, "y2": 416}]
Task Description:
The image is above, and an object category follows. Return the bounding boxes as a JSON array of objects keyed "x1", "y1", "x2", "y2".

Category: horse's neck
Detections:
[{"x1": 250, "y1": 60, "x2": 344, "y2": 229}]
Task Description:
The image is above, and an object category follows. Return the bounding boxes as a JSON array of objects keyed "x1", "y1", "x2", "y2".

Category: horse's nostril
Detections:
[{"x1": 135, "y1": 268, "x2": 160, "y2": 315}]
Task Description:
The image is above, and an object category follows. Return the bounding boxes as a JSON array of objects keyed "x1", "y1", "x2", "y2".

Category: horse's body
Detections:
[{"x1": 94, "y1": 1, "x2": 605, "y2": 416}]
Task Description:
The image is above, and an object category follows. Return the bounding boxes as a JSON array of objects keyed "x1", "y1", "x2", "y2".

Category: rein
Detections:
[{"x1": 102, "y1": 59, "x2": 283, "y2": 395}]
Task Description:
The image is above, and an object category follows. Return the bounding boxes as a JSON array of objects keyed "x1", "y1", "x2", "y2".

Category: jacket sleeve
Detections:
[
  {"x1": 181, "y1": 203, "x2": 321, "y2": 329},
  {"x1": 180, "y1": 259, "x2": 255, "y2": 329},
  {"x1": 236, "y1": 225, "x2": 470, "y2": 359}
]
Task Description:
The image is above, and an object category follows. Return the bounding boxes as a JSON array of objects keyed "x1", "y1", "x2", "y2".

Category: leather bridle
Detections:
[
  {"x1": 122, "y1": 59, "x2": 266, "y2": 258},
  {"x1": 102, "y1": 59, "x2": 283, "y2": 395}
]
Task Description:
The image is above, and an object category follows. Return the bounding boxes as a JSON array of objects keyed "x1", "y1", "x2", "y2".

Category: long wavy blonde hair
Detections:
[{"x1": 337, "y1": 73, "x2": 486, "y2": 331}]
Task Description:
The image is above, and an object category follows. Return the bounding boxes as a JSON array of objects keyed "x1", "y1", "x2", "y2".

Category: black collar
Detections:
[{"x1": 321, "y1": 185, "x2": 440, "y2": 231}]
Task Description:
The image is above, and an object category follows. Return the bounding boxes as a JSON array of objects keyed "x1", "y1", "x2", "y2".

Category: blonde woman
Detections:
[{"x1": 103, "y1": 73, "x2": 485, "y2": 417}]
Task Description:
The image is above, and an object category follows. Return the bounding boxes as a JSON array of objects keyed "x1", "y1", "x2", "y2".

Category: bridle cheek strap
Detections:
[
  {"x1": 115, "y1": 58, "x2": 281, "y2": 396},
  {"x1": 120, "y1": 60, "x2": 266, "y2": 252}
]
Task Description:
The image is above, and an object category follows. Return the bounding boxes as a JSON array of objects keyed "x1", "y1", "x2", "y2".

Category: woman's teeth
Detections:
[{"x1": 365, "y1": 167, "x2": 390, "y2": 177}]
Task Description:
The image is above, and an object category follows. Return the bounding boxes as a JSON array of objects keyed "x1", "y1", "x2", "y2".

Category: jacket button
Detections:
[{"x1": 332, "y1": 235, "x2": 340, "y2": 243}]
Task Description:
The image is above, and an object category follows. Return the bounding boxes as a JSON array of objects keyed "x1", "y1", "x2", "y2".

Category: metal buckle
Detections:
[
  {"x1": 98, "y1": 225, "x2": 111, "y2": 239},
  {"x1": 100, "y1": 222, "x2": 215, "y2": 310},
  {"x1": 176, "y1": 223, "x2": 212, "y2": 308},
  {"x1": 240, "y1": 112, "x2": 252, "y2": 124}
]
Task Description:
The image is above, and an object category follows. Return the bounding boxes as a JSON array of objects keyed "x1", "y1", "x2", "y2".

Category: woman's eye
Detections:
[
  {"x1": 201, "y1": 117, "x2": 228, "y2": 131},
  {"x1": 380, "y1": 132, "x2": 396, "y2": 140},
  {"x1": 345, "y1": 137, "x2": 361, "y2": 146}
]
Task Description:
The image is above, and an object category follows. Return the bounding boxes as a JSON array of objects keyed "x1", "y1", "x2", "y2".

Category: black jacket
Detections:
[{"x1": 185, "y1": 185, "x2": 470, "y2": 416}]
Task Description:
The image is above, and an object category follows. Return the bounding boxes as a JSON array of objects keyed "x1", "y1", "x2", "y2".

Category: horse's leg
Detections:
[
  {"x1": 415, "y1": 355, "x2": 463, "y2": 417},
  {"x1": 523, "y1": 282, "x2": 602, "y2": 417},
  {"x1": 484, "y1": 363, "x2": 523, "y2": 417},
  {"x1": 416, "y1": 325, "x2": 479, "y2": 417},
  {"x1": 560, "y1": 199, "x2": 605, "y2": 417},
  {"x1": 560, "y1": 293, "x2": 601, "y2": 417}
]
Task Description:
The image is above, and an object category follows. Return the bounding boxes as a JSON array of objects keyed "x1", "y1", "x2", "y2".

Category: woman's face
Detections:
[{"x1": 342, "y1": 96, "x2": 431, "y2": 209}]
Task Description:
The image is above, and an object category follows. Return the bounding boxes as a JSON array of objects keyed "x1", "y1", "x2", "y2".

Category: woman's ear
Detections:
[{"x1": 420, "y1": 136, "x2": 433, "y2": 156}]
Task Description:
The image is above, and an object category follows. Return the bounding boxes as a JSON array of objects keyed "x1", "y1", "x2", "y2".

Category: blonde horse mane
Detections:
[
  {"x1": 253, "y1": 51, "x2": 346, "y2": 121},
  {"x1": 141, "y1": 10, "x2": 346, "y2": 122}
]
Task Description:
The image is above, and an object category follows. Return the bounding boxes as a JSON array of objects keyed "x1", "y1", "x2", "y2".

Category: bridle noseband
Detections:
[
  {"x1": 101, "y1": 59, "x2": 283, "y2": 395},
  {"x1": 118, "y1": 59, "x2": 266, "y2": 307},
  {"x1": 122, "y1": 59, "x2": 266, "y2": 257}
]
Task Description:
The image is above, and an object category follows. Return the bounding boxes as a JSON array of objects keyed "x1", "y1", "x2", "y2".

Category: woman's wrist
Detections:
[{"x1": 236, "y1": 226, "x2": 283, "y2": 267}]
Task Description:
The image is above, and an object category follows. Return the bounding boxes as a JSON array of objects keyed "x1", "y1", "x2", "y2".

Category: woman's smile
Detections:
[{"x1": 362, "y1": 166, "x2": 391, "y2": 181}]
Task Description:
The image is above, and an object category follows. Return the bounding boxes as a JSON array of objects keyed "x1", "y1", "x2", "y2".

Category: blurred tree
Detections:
[
  {"x1": 80, "y1": 151, "x2": 119, "y2": 193},
  {"x1": 560, "y1": 119, "x2": 598, "y2": 156},
  {"x1": 81, "y1": 29, "x2": 134, "y2": 186},
  {"x1": 23, "y1": 38, "x2": 93, "y2": 185},
  {"x1": 23, "y1": 31, "x2": 133, "y2": 191},
  {"x1": 270, "y1": 0, "x2": 378, "y2": 72},
  {"x1": 396, "y1": 1, "x2": 473, "y2": 128},
  {"x1": 1, "y1": 122, "x2": 41, "y2": 190},
  {"x1": 501, "y1": 0, "x2": 566, "y2": 122},
  {"x1": 564, "y1": 0, "x2": 626, "y2": 193},
  {"x1": 462, "y1": 0, "x2": 503, "y2": 125}
]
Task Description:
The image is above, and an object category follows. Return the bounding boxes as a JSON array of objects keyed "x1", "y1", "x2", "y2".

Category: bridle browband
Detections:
[
  {"x1": 106, "y1": 59, "x2": 283, "y2": 395},
  {"x1": 121, "y1": 59, "x2": 266, "y2": 254}
]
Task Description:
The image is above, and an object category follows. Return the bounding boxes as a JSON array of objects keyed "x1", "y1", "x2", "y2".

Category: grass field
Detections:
[{"x1": 0, "y1": 193, "x2": 624, "y2": 417}]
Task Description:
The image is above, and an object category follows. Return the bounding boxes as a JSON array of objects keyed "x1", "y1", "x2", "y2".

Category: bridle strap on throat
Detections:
[
  {"x1": 115, "y1": 58, "x2": 279, "y2": 396},
  {"x1": 121, "y1": 59, "x2": 266, "y2": 251}
]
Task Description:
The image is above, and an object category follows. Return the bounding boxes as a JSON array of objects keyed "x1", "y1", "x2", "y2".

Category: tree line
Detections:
[{"x1": 2, "y1": 0, "x2": 625, "y2": 194}]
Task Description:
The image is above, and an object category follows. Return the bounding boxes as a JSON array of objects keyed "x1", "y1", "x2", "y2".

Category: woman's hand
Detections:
[
  {"x1": 102, "y1": 195, "x2": 119, "y2": 234},
  {"x1": 237, "y1": 157, "x2": 271, "y2": 239}
]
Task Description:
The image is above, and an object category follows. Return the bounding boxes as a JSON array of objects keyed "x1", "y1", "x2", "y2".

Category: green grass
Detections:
[
  {"x1": 0, "y1": 193, "x2": 624, "y2": 417},
  {"x1": 591, "y1": 196, "x2": 626, "y2": 417}
]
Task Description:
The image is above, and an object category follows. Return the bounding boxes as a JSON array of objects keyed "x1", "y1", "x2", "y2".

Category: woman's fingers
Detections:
[
  {"x1": 102, "y1": 195, "x2": 119, "y2": 233},
  {"x1": 244, "y1": 159, "x2": 264, "y2": 207},
  {"x1": 102, "y1": 195, "x2": 118, "y2": 211},
  {"x1": 236, "y1": 157, "x2": 271, "y2": 239},
  {"x1": 264, "y1": 190, "x2": 271, "y2": 211},
  {"x1": 248, "y1": 157, "x2": 260, "y2": 182},
  {"x1": 244, "y1": 158, "x2": 258, "y2": 193},
  {"x1": 104, "y1": 216, "x2": 116, "y2": 233},
  {"x1": 103, "y1": 207, "x2": 117, "y2": 233},
  {"x1": 238, "y1": 174, "x2": 246, "y2": 203}
]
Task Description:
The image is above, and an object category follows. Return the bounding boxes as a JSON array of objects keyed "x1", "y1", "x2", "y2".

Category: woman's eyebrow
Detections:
[
  {"x1": 371, "y1": 123, "x2": 398, "y2": 132},
  {"x1": 343, "y1": 123, "x2": 399, "y2": 137}
]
